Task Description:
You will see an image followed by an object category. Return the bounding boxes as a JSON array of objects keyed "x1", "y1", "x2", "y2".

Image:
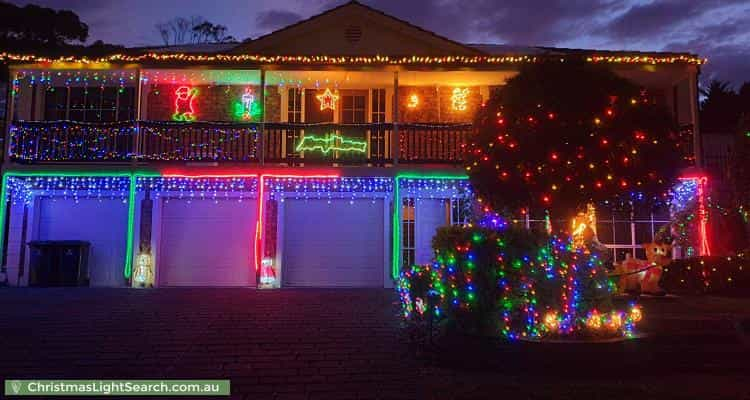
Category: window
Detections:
[
  {"x1": 44, "y1": 86, "x2": 136, "y2": 122},
  {"x1": 287, "y1": 88, "x2": 302, "y2": 123},
  {"x1": 286, "y1": 88, "x2": 303, "y2": 159},
  {"x1": 44, "y1": 87, "x2": 68, "y2": 120},
  {"x1": 370, "y1": 89, "x2": 387, "y2": 160},
  {"x1": 341, "y1": 93, "x2": 366, "y2": 123},
  {"x1": 304, "y1": 89, "x2": 334, "y2": 123},
  {"x1": 371, "y1": 89, "x2": 386, "y2": 122},
  {"x1": 402, "y1": 197, "x2": 416, "y2": 268},
  {"x1": 450, "y1": 197, "x2": 470, "y2": 226}
]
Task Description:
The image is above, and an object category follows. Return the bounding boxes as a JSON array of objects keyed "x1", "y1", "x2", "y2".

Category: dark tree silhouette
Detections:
[
  {"x1": 156, "y1": 17, "x2": 236, "y2": 46},
  {"x1": 466, "y1": 61, "x2": 689, "y2": 222},
  {"x1": 0, "y1": 2, "x2": 124, "y2": 84},
  {"x1": 0, "y1": 2, "x2": 88, "y2": 48},
  {"x1": 700, "y1": 80, "x2": 743, "y2": 133}
]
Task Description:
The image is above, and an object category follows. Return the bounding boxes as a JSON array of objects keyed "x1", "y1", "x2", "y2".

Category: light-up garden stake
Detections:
[
  {"x1": 173, "y1": 86, "x2": 198, "y2": 121},
  {"x1": 133, "y1": 253, "x2": 154, "y2": 287}
]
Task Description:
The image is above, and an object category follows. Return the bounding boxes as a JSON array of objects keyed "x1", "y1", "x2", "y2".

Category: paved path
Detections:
[{"x1": 0, "y1": 288, "x2": 749, "y2": 399}]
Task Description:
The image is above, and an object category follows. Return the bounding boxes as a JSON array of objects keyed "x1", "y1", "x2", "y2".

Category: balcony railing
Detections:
[
  {"x1": 139, "y1": 121, "x2": 259, "y2": 162},
  {"x1": 7, "y1": 120, "x2": 473, "y2": 165},
  {"x1": 265, "y1": 123, "x2": 393, "y2": 165},
  {"x1": 399, "y1": 123, "x2": 472, "y2": 163},
  {"x1": 9, "y1": 120, "x2": 135, "y2": 162}
]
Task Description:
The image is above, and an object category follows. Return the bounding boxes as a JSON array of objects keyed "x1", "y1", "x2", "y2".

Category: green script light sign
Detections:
[{"x1": 296, "y1": 134, "x2": 367, "y2": 154}]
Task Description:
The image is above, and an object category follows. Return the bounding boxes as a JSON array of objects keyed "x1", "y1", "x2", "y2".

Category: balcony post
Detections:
[
  {"x1": 133, "y1": 68, "x2": 143, "y2": 164},
  {"x1": 689, "y1": 68, "x2": 701, "y2": 167},
  {"x1": 392, "y1": 70, "x2": 399, "y2": 165},
  {"x1": 259, "y1": 68, "x2": 266, "y2": 165},
  {"x1": 4, "y1": 68, "x2": 16, "y2": 165}
]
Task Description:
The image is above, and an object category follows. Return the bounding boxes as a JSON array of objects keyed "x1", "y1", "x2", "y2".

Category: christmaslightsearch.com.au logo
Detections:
[{"x1": 4, "y1": 380, "x2": 230, "y2": 396}]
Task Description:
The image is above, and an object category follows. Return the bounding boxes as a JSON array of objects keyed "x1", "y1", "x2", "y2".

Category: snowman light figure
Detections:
[{"x1": 172, "y1": 86, "x2": 198, "y2": 121}]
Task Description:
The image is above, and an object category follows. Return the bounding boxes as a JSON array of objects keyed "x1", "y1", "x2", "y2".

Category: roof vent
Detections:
[{"x1": 344, "y1": 25, "x2": 362, "y2": 43}]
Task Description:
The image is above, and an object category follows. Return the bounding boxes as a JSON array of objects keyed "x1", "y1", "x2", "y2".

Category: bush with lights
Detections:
[
  {"x1": 659, "y1": 253, "x2": 750, "y2": 295},
  {"x1": 398, "y1": 221, "x2": 642, "y2": 341}
]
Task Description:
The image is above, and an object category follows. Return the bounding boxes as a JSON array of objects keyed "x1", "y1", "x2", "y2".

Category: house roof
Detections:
[
  {"x1": 0, "y1": 1, "x2": 703, "y2": 67},
  {"x1": 231, "y1": 1, "x2": 482, "y2": 56}
]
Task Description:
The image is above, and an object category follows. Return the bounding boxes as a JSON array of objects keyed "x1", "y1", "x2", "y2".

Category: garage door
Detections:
[
  {"x1": 416, "y1": 199, "x2": 448, "y2": 265},
  {"x1": 158, "y1": 199, "x2": 256, "y2": 287},
  {"x1": 38, "y1": 198, "x2": 128, "y2": 287},
  {"x1": 282, "y1": 199, "x2": 385, "y2": 287}
]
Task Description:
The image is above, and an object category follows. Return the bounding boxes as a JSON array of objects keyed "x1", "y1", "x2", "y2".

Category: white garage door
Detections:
[
  {"x1": 158, "y1": 199, "x2": 256, "y2": 287},
  {"x1": 38, "y1": 198, "x2": 128, "y2": 287},
  {"x1": 282, "y1": 199, "x2": 384, "y2": 287}
]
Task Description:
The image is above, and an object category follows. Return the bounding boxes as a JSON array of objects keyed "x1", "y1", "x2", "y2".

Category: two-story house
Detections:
[{"x1": 0, "y1": 1, "x2": 702, "y2": 288}]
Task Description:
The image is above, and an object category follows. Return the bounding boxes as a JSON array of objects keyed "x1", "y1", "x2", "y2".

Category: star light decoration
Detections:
[{"x1": 316, "y1": 88, "x2": 339, "y2": 111}]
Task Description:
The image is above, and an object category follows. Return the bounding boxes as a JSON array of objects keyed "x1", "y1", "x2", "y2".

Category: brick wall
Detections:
[
  {"x1": 397, "y1": 86, "x2": 482, "y2": 123},
  {"x1": 146, "y1": 84, "x2": 281, "y2": 122}
]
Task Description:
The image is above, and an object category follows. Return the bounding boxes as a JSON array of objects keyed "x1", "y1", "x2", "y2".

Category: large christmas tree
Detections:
[{"x1": 466, "y1": 61, "x2": 690, "y2": 222}]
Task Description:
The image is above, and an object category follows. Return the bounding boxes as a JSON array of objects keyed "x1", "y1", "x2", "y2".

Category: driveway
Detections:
[{"x1": 0, "y1": 288, "x2": 749, "y2": 399}]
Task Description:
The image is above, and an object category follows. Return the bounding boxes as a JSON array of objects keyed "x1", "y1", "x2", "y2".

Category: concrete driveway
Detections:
[{"x1": 0, "y1": 288, "x2": 748, "y2": 399}]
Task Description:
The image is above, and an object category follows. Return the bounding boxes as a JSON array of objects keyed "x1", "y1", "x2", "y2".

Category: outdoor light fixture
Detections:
[{"x1": 407, "y1": 94, "x2": 419, "y2": 108}]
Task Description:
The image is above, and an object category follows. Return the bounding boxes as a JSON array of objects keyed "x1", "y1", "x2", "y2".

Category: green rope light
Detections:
[{"x1": 296, "y1": 134, "x2": 367, "y2": 154}]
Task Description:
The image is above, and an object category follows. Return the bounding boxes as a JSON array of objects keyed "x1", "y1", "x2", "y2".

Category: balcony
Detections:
[{"x1": 7, "y1": 120, "x2": 473, "y2": 165}]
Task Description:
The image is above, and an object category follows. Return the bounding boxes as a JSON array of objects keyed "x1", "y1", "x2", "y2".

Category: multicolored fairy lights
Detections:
[
  {"x1": 295, "y1": 134, "x2": 367, "y2": 154},
  {"x1": 137, "y1": 176, "x2": 259, "y2": 202},
  {"x1": 1, "y1": 171, "x2": 471, "y2": 285},
  {"x1": 670, "y1": 175, "x2": 711, "y2": 257},
  {"x1": 316, "y1": 88, "x2": 339, "y2": 111},
  {"x1": 0, "y1": 52, "x2": 706, "y2": 67},
  {"x1": 172, "y1": 86, "x2": 198, "y2": 121},
  {"x1": 397, "y1": 227, "x2": 641, "y2": 340},
  {"x1": 677, "y1": 175, "x2": 710, "y2": 256},
  {"x1": 660, "y1": 253, "x2": 748, "y2": 295},
  {"x1": 9, "y1": 121, "x2": 136, "y2": 162},
  {"x1": 0, "y1": 171, "x2": 137, "y2": 280}
]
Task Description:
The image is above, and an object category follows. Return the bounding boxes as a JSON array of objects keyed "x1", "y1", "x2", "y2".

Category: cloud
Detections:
[
  {"x1": 660, "y1": 6, "x2": 750, "y2": 85},
  {"x1": 603, "y1": 1, "x2": 706, "y2": 40},
  {"x1": 356, "y1": 0, "x2": 619, "y2": 45},
  {"x1": 255, "y1": 9, "x2": 304, "y2": 32}
]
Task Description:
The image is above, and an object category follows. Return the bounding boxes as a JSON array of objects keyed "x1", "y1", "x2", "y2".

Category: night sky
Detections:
[{"x1": 10, "y1": 0, "x2": 750, "y2": 85}]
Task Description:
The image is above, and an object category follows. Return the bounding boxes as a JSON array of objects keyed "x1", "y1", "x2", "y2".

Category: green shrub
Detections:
[
  {"x1": 660, "y1": 253, "x2": 750, "y2": 295},
  {"x1": 397, "y1": 224, "x2": 640, "y2": 340}
]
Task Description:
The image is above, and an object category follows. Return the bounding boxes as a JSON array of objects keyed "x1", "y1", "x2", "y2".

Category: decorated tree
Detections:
[{"x1": 466, "y1": 61, "x2": 690, "y2": 223}]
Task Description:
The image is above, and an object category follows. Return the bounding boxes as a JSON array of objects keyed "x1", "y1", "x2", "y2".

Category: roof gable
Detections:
[{"x1": 233, "y1": 1, "x2": 482, "y2": 56}]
